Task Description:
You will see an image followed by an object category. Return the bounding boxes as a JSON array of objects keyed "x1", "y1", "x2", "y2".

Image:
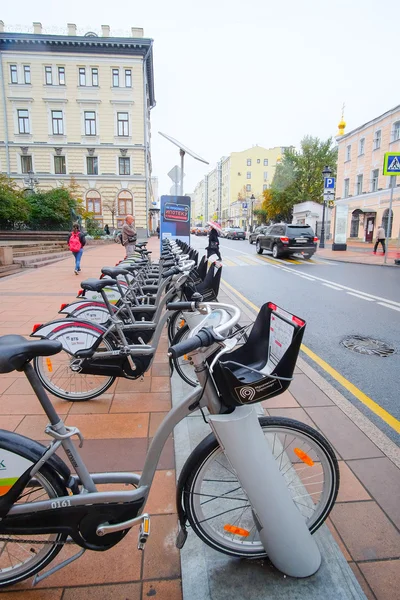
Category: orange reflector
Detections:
[
  {"x1": 46, "y1": 358, "x2": 53, "y2": 373},
  {"x1": 183, "y1": 354, "x2": 189, "y2": 361},
  {"x1": 294, "y1": 448, "x2": 314, "y2": 466},
  {"x1": 223, "y1": 524, "x2": 250, "y2": 537},
  {"x1": 32, "y1": 323, "x2": 43, "y2": 333},
  {"x1": 143, "y1": 517, "x2": 150, "y2": 534},
  {"x1": 60, "y1": 303, "x2": 68, "y2": 311},
  {"x1": 179, "y1": 319, "x2": 185, "y2": 328}
]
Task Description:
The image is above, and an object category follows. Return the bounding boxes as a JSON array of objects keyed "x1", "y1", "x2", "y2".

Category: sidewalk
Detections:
[{"x1": 318, "y1": 242, "x2": 400, "y2": 267}]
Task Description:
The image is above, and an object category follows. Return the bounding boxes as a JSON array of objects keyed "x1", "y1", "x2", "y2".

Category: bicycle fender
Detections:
[
  {"x1": 30, "y1": 319, "x2": 107, "y2": 352},
  {"x1": 59, "y1": 301, "x2": 112, "y2": 325},
  {"x1": 82, "y1": 288, "x2": 122, "y2": 305}
]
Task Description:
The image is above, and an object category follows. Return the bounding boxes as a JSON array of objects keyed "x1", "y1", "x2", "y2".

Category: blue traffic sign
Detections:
[
  {"x1": 383, "y1": 153, "x2": 400, "y2": 176},
  {"x1": 324, "y1": 177, "x2": 335, "y2": 189}
]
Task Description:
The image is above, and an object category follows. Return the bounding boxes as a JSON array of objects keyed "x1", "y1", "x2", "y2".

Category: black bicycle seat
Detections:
[
  {"x1": 136, "y1": 242, "x2": 148, "y2": 248},
  {"x1": 80, "y1": 278, "x2": 118, "y2": 292},
  {"x1": 0, "y1": 335, "x2": 62, "y2": 373},
  {"x1": 101, "y1": 267, "x2": 130, "y2": 278}
]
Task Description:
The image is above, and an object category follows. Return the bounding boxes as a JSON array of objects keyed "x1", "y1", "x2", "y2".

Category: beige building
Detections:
[
  {"x1": 194, "y1": 145, "x2": 292, "y2": 229},
  {"x1": 0, "y1": 22, "x2": 155, "y2": 235},
  {"x1": 333, "y1": 105, "x2": 400, "y2": 242}
]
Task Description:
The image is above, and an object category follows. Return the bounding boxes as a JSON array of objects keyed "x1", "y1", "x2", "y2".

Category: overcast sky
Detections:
[{"x1": 2, "y1": 1, "x2": 399, "y2": 196}]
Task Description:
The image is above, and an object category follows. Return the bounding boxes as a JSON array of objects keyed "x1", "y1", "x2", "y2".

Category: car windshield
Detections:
[{"x1": 287, "y1": 226, "x2": 314, "y2": 236}]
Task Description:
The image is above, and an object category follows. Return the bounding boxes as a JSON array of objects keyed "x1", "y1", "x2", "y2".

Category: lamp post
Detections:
[
  {"x1": 23, "y1": 170, "x2": 38, "y2": 194},
  {"x1": 320, "y1": 165, "x2": 332, "y2": 249},
  {"x1": 249, "y1": 193, "x2": 255, "y2": 231}
]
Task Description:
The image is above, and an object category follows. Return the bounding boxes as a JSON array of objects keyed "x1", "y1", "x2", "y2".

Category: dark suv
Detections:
[
  {"x1": 256, "y1": 224, "x2": 318, "y2": 259},
  {"x1": 226, "y1": 227, "x2": 246, "y2": 240},
  {"x1": 249, "y1": 225, "x2": 270, "y2": 244}
]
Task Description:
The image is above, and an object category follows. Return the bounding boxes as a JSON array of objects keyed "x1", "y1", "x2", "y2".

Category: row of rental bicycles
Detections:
[{"x1": 0, "y1": 238, "x2": 339, "y2": 587}]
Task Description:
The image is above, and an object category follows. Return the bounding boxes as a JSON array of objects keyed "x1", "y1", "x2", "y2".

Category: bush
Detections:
[
  {"x1": 27, "y1": 188, "x2": 75, "y2": 230},
  {"x1": 0, "y1": 175, "x2": 31, "y2": 229}
]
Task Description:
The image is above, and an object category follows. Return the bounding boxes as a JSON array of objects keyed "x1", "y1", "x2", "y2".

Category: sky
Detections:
[{"x1": 2, "y1": 0, "x2": 399, "y2": 196}]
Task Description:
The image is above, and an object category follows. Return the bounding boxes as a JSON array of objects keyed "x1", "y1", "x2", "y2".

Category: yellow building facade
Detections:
[{"x1": 0, "y1": 22, "x2": 155, "y2": 234}]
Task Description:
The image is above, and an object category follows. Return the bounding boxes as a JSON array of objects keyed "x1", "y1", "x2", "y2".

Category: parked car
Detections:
[
  {"x1": 195, "y1": 227, "x2": 208, "y2": 236},
  {"x1": 225, "y1": 227, "x2": 246, "y2": 240},
  {"x1": 256, "y1": 223, "x2": 318, "y2": 259},
  {"x1": 249, "y1": 225, "x2": 270, "y2": 244}
]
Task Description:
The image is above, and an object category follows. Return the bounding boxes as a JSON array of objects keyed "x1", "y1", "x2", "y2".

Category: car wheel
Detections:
[
  {"x1": 256, "y1": 240, "x2": 263, "y2": 255},
  {"x1": 249, "y1": 238, "x2": 253, "y2": 244},
  {"x1": 303, "y1": 254, "x2": 313, "y2": 260},
  {"x1": 272, "y1": 244, "x2": 281, "y2": 259}
]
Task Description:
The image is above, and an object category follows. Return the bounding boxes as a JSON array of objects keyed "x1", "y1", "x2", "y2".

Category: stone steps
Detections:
[
  {"x1": 0, "y1": 263, "x2": 23, "y2": 278},
  {"x1": 13, "y1": 251, "x2": 72, "y2": 268},
  {"x1": 13, "y1": 245, "x2": 69, "y2": 257}
]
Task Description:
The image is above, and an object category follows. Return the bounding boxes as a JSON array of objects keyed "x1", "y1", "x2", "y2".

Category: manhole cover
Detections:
[{"x1": 341, "y1": 336, "x2": 396, "y2": 357}]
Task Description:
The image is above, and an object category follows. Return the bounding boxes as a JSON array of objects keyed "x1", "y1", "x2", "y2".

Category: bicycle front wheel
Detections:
[{"x1": 181, "y1": 416, "x2": 339, "y2": 558}]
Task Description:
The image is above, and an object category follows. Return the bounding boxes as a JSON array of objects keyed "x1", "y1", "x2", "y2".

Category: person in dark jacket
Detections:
[
  {"x1": 104, "y1": 224, "x2": 110, "y2": 235},
  {"x1": 67, "y1": 223, "x2": 86, "y2": 275},
  {"x1": 206, "y1": 221, "x2": 222, "y2": 260}
]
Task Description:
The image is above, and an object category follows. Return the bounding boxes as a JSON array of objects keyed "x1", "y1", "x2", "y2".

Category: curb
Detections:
[{"x1": 321, "y1": 256, "x2": 399, "y2": 267}]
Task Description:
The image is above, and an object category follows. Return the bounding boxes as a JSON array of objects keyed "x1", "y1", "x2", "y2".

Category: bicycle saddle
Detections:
[
  {"x1": 0, "y1": 335, "x2": 62, "y2": 373},
  {"x1": 80, "y1": 278, "x2": 118, "y2": 292},
  {"x1": 136, "y1": 242, "x2": 147, "y2": 247},
  {"x1": 101, "y1": 267, "x2": 130, "y2": 278}
]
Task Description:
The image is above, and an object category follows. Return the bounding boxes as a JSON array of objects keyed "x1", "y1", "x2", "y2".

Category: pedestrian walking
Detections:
[
  {"x1": 68, "y1": 223, "x2": 86, "y2": 275},
  {"x1": 373, "y1": 224, "x2": 386, "y2": 254},
  {"x1": 104, "y1": 224, "x2": 110, "y2": 235},
  {"x1": 122, "y1": 214, "x2": 137, "y2": 257},
  {"x1": 156, "y1": 225, "x2": 160, "y2": 239},
  {"x1": 206, "y1": 221, "x2": 222, "y2": 261}
]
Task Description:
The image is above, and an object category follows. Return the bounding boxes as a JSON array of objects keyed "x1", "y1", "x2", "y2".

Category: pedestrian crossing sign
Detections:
[{"x1": 383, "y1": 152, "x2": 400, "y2": 176}]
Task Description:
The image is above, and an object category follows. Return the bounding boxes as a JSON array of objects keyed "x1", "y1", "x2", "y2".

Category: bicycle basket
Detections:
[
  {"x1": 183, "y1": 262, "x2": 222, "y2": 302},
  {"x1": 212, "y1": 302, "x2": 305, "y2": 408}
]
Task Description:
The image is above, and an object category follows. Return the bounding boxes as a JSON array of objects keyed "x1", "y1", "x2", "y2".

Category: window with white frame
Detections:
[
  {"x1": 358, "y1": 138, "x2": 365, "y2": 156},
  {"x1": 257, "y1": 159, "x2": 260, "y2": 164},
  {"x1": 356, "y1": 174, "x2": 363, "y2": 195},
  {"x1": 117, "y1": 112, "x2": 129, "y2": 136},
  {"x1": 112, "y1": 69, "x2": 119, "y2": 87},
  {"x1": 86, "y1": 191, "x2": 101, "y2": 214},
  {"x1": 246, "y1": 184, "x2": 251, "y2": 192},
  {"x1": 393, "y1": 121, "x2": 400, "y2": 142},
  {"x1": 246, "y1": 171, "x2": 251, "y2": 179},
  {"x1": 263, "y1": 171, "x2": 268, "y2": 180},
  {"x1": 371, "y1": 169, "x2": 379, "y2": 192},
  {"x1": 346, "y1": 145, "x2": 351, "y2": 161},
  {"x1": 84, "y1": 111, "x2": 96, "y2": 136},
  {"x1": 45, "y1": 66, "x2": 52, "y2": 85},
  {"x1": 118, "y1": 191, "x2": 133, "y2": 215},
  {"x1": 125, "y1": 69, "x2": 132, "y2": 87},
  {"x1": 10, "y1": 64, "x2": 18, "y2": 83},
  {"x1": 344, "y1": 178, "x2": 350, "y2": 198},
  {"x1": 91, "y1": 68, "x2": 98, "y2": 86},
  {"x1": 119, "y1": 157, "x2": 130, "y2": 175},
  {"x1": 58, "y1": 67, "x2": 65, "y2": 85},
  {"x1": 79, "y1": 68, "x2": 86, "y2": 86},
  {"x1": 263, "y1": 184, "x2": 268, "y2": 191},
  {"x1": 51, "y1": 110, "x2": 64, "y2": 135},
  {"x1": 21, "y1": 155, "x2": 32, "y2": 173},
  {"x1": 23, "y1": 66, "x2": 31, "y2": 84},
  {"x1": 246, "y1": 159, "x2": 251, "y2": 166},
  {"x1": 373, "y1": 130, "x2": 381, "y2": 150},
  {"x1": 264, "y1": 158, "x2": 268, "y2": 166},
  {"x1": 54, "y1": 156, "x2": 66, "y2": 174},
  {"x1": 86, "y1": 156, "x2": 98, "y2": 175},
  {"x1": 18, "y1": 109, "x2": 30, "y2": 134}
]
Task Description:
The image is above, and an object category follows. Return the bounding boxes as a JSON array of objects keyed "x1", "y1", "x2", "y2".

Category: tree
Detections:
[
  {"x1": 27, "y1": 188, "x2": 75, "y2": 230},
  {"x1": 103, "y1": 201, "x2": 117, "y2": 228},
  {"x1": 0, "y1": 175, "x2": 31, "y2": 229}
]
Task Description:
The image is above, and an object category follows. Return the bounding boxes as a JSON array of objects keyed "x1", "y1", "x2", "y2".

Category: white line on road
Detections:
[
  {"x1": 298, "y1": 275, "x2": 316, "y2": 281},
  {"x1": 347, "y1": 292, "x2": 375, "y2": 301},
  {"x1": 323, "y1": 284, "x2": 343, "y2": 291},
  {"x1": 377, "y1": 302, "x2": 400, "y2": 312}
]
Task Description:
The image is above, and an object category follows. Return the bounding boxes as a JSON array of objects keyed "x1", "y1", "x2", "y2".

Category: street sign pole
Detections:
[
  {"x1": 320, "y1": 173, "x2": 335, "y2": 249},
  {"x1": 382, "y1": 152, "x2": 400, "y2": 264},
  {"x1": 384, "y1": 176, "x2": 396, "y2": 264}
]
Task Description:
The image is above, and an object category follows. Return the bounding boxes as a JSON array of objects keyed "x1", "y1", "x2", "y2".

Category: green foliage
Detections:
[
  {"x1": 27, "y1": 188, "x2": 75, "y2": 230},
  {"x1": 85, "y1": 217, "x2": 103, "y2": 237},
  {"x1": 0, "y1": 175, "x2": 31, "y2": 229}
]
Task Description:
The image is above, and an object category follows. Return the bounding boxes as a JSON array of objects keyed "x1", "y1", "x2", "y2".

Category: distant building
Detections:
[
  {"x1": 334, "y1": 105, "x2": 400, "y2": 242},
  {"x1": 292, "y1": 201, "x2": 332, "y2": 238},
  {"x1": 0, "y1": 21, "x2": 155, "y2": 236}
]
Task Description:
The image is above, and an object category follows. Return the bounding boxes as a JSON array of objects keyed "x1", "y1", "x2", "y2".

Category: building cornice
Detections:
[{"x1": 337, "y1": 105, "x2": 400, "y2": 144}]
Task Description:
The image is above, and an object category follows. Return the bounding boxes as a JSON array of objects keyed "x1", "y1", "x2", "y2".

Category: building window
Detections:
[
  {"x1": 356, "y1": 174, "x2": 363, "y2": 195},
  {"x1": 18, "y1": 109, "x2": 30, "y2": 134},
  {"x1": 79, "y1": 68, "x2": 86, "y2": 86},
  {"x1": 246, "y1": 184, "x2": 251, "y2": 192},
  {"x1": 344, "y1": 178, "x2": 349, "y2": 198},
  {"x1": 87, "y1": 156, "x2": 98, "y2": 175},
  {"x1": 350, "y1": 211, "x2": 360, "y2": 237},
  {"x1": 45, "y1": 66, "x2": 52, "y2": 85},
  {"x1": 346, "y1": 145, "x2": 351, "y2": 161},
  {"x1": 264, "y1": 159, "x2": 268, "y2": 166},
  {"x1": 91, "y1": 68, "x2": 98, "y2": 86},
  {"x1": 263, "y1": 184, "x2": 268, "y2": 191},
  {"x1": 373, "y1": 130, "x2": 381, "y2": 150},
  {"x1": 119, "y1": 157, "x2": 130, "y2": 175},
  {"x1": 125, "y1": 69, "x2": 132, "y2": 87},
  {"x1": 382, "y1": 209, "x2": 393, "y2": 238},
  {"x1": 10, "y1": 64, "x2": 18, "y2": 83},
  {"x1": 86, "y1": 192, "x2": 102, "y2": 214},
  {"x1": 246, "y1": 171, "x2": 251, "y2": 179},
  {"x1": 52, "y1": 110, "x2": 64, "y2": 135},
  {"x1": 358, "y1": 138, "x2": 365, "y2": 156},
  {"x1": 263, "y1": 171, "x2": 268, "y2": 180},
  {"x1": 371, "y1": 169, "x2": 379, "y2": 192},
  {"x1": 246, "y1": 159, "x2": 251, "y2": 166},
  {"x1": 393, "y1": 121, "x2": 400, "y2": 142},
  {"x1": 112, "y1": 69, "x2": 119, "y2": 87},
  {"x1": 84, "y1": 111, "x2": 96, "y2": 136},
  {"x1": 117, "y1": 112, "x2": 129, "y2": 136},
  {"x1": 23, "y1": 66, "x2": 31, "y2": 84},
  {"x1": 118, "y1": 190, "x2": 133, "y2": 215},
  {"x1": 58, "y1": 67, "x2": 65, "y2": 85},
  {"x1": 21, "y1": 155, "x2": 32, "y2": 173},
  {"x1": 257, "y1": 159, "x2": 260, "y2": 164},
  {"x1": 54, "y1": 156, "x2": 66, "y2": 174}
]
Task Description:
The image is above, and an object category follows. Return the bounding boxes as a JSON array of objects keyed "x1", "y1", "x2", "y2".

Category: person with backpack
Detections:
[{"x1": 67, "y1": 223, "x2": 86, "y2": 275}]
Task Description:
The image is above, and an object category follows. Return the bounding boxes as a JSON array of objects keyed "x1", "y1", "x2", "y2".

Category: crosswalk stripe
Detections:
[{"x1": 222, "y1": 258, "x2": 236, "y2": 267}]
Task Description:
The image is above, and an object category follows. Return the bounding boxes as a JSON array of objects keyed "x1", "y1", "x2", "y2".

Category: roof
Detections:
[
  {"x1": 0, "y1": 31, "x2": 155, "y2": 107},
  {"x1": 337, "y1": 104, "x2": 400, "y2": 142}
]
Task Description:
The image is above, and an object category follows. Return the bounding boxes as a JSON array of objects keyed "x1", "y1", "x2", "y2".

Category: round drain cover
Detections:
[{"x1": 341, "y1": 336, "x2": 396, "y2": 357}]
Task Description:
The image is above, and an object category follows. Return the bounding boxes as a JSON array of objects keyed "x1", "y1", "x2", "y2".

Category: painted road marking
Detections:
[
  {"x1": 298, "y1": 275, "x2": 316, "y2": 281},
  {"x1": 222, "y1": 258, "x2": 237, "y2": 267},
  {"x1": 323, "y1": 284, "x2": 342, "y2": 291},
  {"x1": 377, "y1": 302, "x2": 400, "y2": 312},
  {"x1": 347, "y1": 292, "x2": 375, "y2": 301},
  {"x1": 221, "y1": 278, "x2": 400, "y2": 435}
]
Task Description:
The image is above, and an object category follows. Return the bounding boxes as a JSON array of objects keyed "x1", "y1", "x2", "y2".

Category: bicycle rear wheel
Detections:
[{"x1": 181, "y1": 416, "x2": 339, "y2": 558}]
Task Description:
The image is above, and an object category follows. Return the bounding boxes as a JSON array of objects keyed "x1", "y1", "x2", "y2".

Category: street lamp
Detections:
[
  {"x1": 23, "y1": 170, "x2": 39, "y2": 193},
  {"x1": 320, "y1": 165, "x2": 332, "y2": 249},
  {"x1": 249, "y1": 194, "x2": 255, "y2": 231}
]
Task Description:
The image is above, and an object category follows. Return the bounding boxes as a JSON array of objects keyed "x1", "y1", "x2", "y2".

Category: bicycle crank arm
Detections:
[{"x1": 96, "y1": 513, "x2": 150, "y2": 539}]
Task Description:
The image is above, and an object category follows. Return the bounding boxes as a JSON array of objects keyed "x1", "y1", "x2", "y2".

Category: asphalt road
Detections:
[{"x1": 190, "y1": 235, "x2": 400, "y2": 445}]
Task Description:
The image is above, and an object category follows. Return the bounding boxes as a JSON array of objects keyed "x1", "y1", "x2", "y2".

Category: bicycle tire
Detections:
[
  {"x1": 167, "y1": 310, "x2": 186, "y2": 343},
  {"x1": 0, "y1": 444, "x2": 68, "y2": 588},
  {"x1": 34, "y1": 329, "x2": 116, "y2": 401},
  {"x1": 181, "y1": 416, "x2": 339, "y2": 558}
]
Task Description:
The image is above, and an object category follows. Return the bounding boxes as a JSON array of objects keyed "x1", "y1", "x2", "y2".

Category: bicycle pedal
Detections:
[{"x1": 137, "y1": 515, "x2": 150, "y2": 550}]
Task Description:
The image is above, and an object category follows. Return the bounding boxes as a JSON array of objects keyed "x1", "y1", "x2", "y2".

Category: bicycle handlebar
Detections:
[{"x1": 168, "y1": 327, "x2": 215, "y2": 359}]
